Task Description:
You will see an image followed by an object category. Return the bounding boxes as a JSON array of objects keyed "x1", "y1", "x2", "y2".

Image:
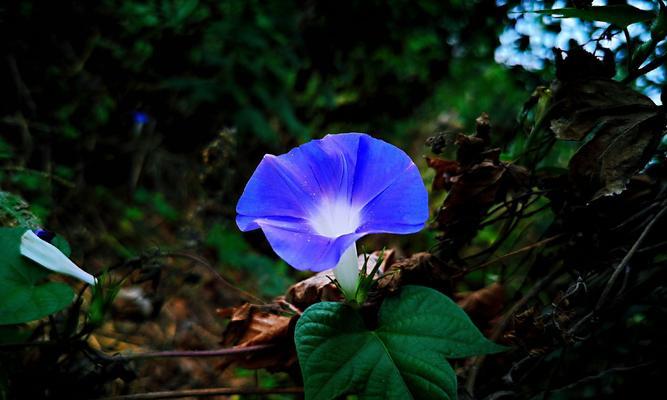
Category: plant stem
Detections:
[
  {"x1": 99, "y1": 386, "x2": 303, "y2": 400},
  {"x1": 94, "y1": 344, "x2": 275, "y2": 361}
]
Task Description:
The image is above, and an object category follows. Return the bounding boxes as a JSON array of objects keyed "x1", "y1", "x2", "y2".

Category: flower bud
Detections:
[{"x1": 20, "y1": 230, "x2": 97, "y2": 286}]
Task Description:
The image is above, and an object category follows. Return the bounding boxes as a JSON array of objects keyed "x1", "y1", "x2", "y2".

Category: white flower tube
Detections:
[
  {"x1": 20, "y1": 230, "x2": 97, "y2": 286},
  {"x1": 333, "y1": 244, "x2": 359, "y2": 301}
]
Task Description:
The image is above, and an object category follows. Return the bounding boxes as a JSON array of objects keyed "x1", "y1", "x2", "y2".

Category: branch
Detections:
[
  {"x1": 98, "y1": 386, "x2": 303, "y2": 400},
  {"x1": 457, "y1": 234, "x2": 563, "y2": 278},
  {"x1": 595, "y1": 203, "x2": 667, "y2": 311},
  {"x1": 160, "y1": 251, "x2": 267, "y2": 304},
  {"x1": 94, "y1": 344, "x2": 276, "y2": 362},
  {"x1": 623, "y1": 52, "x2": 667, "y2": 83},
  {"x1": 464, "y1": 263, "x2": 566, "y2": 395},
  {"x1": 1, "y1": 166, "x2": 75, "y2": 189}
]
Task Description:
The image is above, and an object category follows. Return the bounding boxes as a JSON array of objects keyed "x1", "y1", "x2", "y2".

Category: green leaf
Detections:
[
  {"x1": 0, "y1": 191, "x2": 41, "y2": 228},
  {"x1": 51, "y1": 235, "x2": 71, "y2": 257},
  {"x1": 528, "y1": 5, "x2": 656, "y2": 28},
  {"x1": 0, "y1": 227, "x2": 74, "y2": 325},
  {"x1": 88, "y1": 272, "x2": 123, "y2": 328},
  {"x1": 0, "y1": 325, "x2": 31, "y2": 345},
  {"x1": 295, "y1": 285, "x2": 506, "y2": 400}
]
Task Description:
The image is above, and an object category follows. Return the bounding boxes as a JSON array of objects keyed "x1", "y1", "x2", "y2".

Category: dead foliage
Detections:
[
  {"x1": 217, "y1": 302, "x2": 298, "y2": 372},
  {"x1": 427, "y1": 114, "x2": 530, "y2": 257},
  {"x1": 456, "y1": 282, "x2": 505, "y2": 332},
  {"x1": 541, "y1": 44, "x2": 665, "y2": 200}
]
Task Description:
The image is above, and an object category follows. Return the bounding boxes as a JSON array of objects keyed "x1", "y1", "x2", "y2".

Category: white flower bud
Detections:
[{"x1": 20, "y1": 230, "x2": 97, "y2": 286}]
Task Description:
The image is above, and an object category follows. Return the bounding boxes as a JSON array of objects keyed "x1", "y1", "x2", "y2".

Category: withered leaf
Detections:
[
  {"x1": 549, "y1": 80, "x2": 656, "y2": 141},
  {"x1": 217, "y1": 302, "x2": 297, "y2": 372},
  {"x1": 285, "y1": 271, "x2": 340, "y2": 311},
  {"x1": 430, "y1": 113, "x2": 530, "y2": 256},
  {"x1": 286, "y1": 250, "x2": 394, "y2": 311},
  {"x1": 456, "y1": 282, "x2": 505, "y2": 331},
  {"x1": 215, "y1": 250, "x2": 396, "y2": 372},
  {"x1": 425, "y1": 157, "x2": 460, "y2": 191},
  {"x1": 445, "y1": 161, "x2": 505, "y2": 209},
  {"x1": 439, "y1": 161, "x2": 528, "y2": 228},
  {"x1": 378, "y1": 252, "x2": 458, "y2": 294},
  {"x1": 569, "y1": 108, "x2": 663, "y2": 199},
  {"x1": 548, "y1": 79, "x2": 664, "y2": 199}
]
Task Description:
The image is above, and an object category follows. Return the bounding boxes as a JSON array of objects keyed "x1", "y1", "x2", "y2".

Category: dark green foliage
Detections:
[
  {"x1": 295, "y1": 286, "x2": 505, "y2": 400},
  {"x1": 1, "y1": 1, "x2": 665, "y2": 399},
  {"x1": 0, "y1": 228, "x2": 74, "y2": 325}
]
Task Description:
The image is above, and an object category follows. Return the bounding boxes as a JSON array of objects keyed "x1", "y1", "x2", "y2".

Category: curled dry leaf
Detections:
[
  {"x1": 217, "y1": 302, "x2": 297, "y2": 372},
  {"x1": 427, "y1": 114, "x2": 530, "y2": 256},
  {"x1": 437, "y1": 156, "x2": 529, "y2": 240},
  {"x1": 455, "y1": 282, "x2": 505, "y2": 332},
  {"x1": 215, "y1": 250, "x2": 395, "y2": 373},
  {"x1": 546, "y1": 46, "x2": 664, "y2": 199},
  {"x1": 568, "y1": 105, "x2": 663, "y2": 199},
  {"x1": 379, "y1": 252, "x2": 459, "y2": 294},
  {"x1": 286, "y1": 249, "x2": 394, "y2": 311},
  {"x1": 285, "y1": 271, "x2": 340, "y2": 311},
  {"x1": 426, "y1": 157, "x2": 460, "y2": 191}
]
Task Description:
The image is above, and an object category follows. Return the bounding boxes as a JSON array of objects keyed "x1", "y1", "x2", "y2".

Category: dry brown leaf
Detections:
[
  {"x1": 568, "y1": 106, "x2": 663, "y2": 199},
  {"x1": 286, "y1": 249, "x2": 394, "y2": 310},
  {"x1": 426, "y1": 157, "x2": 460, "y2": 191},
  {"x1": 214, "y1": 250, "x2": 396, "y2": 372},
  {"x1": 549, "y1": 80, "x2": 655, "y2": 141},
  {"x1": 379, "y1": 252, "x2": 458, "y2": 294},
  {"x1": 545, "y1": 48, "x2": 664, "y2": 199},
  {"x1": 438, "y1": 161, "x2": 528, "y2": 230},
  {"x1": 456, "y1": 282, "x2": 505, "y2": 330},
  {"x1": 217, "y1": 302, "x2": 297, "y2": 372},
  {"x1": 285, "y1": 271, "x2": 341, "y2": 311}
]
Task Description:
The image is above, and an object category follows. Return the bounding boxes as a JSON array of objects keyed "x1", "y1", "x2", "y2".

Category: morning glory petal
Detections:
[
  {"x1": 236, "y1": 132, "x2": 428, "y2": 272},
  {"x1": 357, "y1": 162, "x2": 429, "y2": 233},
  {"x1": 255, "y1": 218, "x2": 362, "y2": 271},
  {"x1": 236, "y1": 154, "x2": 319, "y2": 229},
  {"x1": 349, "y1": 134, "x2": 414, "y2": 207}
]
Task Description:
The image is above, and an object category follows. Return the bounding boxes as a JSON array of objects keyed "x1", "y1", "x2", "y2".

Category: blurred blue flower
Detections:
[
  {"x1": 132, "y1": 111, "x2": 150, "y2": 125},
  {"x1": 236, "y1": 133, "x2": 427, "y2": 298},
  {"x1": 33, "y1": 229, "x2": 55, "y2": 243}
]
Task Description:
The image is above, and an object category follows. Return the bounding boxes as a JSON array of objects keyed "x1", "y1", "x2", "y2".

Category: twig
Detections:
[
  {"x1": 94, "y1": 344, "x2": 276, "y2": 362},
  {"x1": 1, "y1": 166, "x2": 76, "y2": 189},
  {"x1": 623, "y1": 27, "x2": 633, "y2": 76},
  {"x1": 569, "y1": 203, "x2": 667, "y2": 337},
  {"x1": 541, "y1": 362, "x2": 653, "y2": 396},
  {"x1": 479, "y1": 194, "x2": 547, "y2": 229},
  {"x1": 457, "y1": 235, "x2": 563, "y2": 278},
  {"x1": 624, "y1": 52, "x2": 667, "y2": 83},
  {"x1": 160, "y1": 251, "x2": 266, "y2": 304},
  {"x1": 7, "y1": 55, "x2": 36, "y2": 112},
  {"x1": 465, "y1": 264, "x2": 566, "y2": 395},
  {"x1": 611, "y1": 202, "x2": 659, "y2": 231},
  {"x1": 637, "y1": 240, "x2": 667, "y2": 254},
  {"x1": 98, "y1": 386, "x2": 303, "y2": 400},
  {"x1": 595, "y1": 204, "x2": 667, "y2": 311}
]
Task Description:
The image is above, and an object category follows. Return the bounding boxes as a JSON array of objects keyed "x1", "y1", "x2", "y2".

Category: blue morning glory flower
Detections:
[
  {"x1": 33, "y1": 229, "x2": 55, "y2": 243},
  {"x1": 133, "y1": 111, "x2": 150, "y2": 125},
  {"x1": 236, "y1": 133, "x2": 428, "y2": 299}
]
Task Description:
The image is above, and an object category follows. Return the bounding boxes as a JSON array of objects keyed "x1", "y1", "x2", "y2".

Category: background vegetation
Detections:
[{"x1": 1, "y1": 0, "x2": 665, "y2": 399}]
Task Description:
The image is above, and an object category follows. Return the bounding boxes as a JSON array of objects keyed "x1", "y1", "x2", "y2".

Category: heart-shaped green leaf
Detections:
[
  {"x1": 295, "y1": 285, "x2": 506, "y2": 400},
  {"x1": 0, "y1": 227, "x2": 74, "y2": 325}
]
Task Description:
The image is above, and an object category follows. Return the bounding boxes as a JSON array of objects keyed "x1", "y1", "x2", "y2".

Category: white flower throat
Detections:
[{"x1": 310, "y1": 199, "x2": 360, "y2": 238}]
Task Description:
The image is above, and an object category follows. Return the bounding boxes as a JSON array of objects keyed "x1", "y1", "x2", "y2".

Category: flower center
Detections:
[{"x1": 310, "y1": 199, "x2": 360, "y2": 238}]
